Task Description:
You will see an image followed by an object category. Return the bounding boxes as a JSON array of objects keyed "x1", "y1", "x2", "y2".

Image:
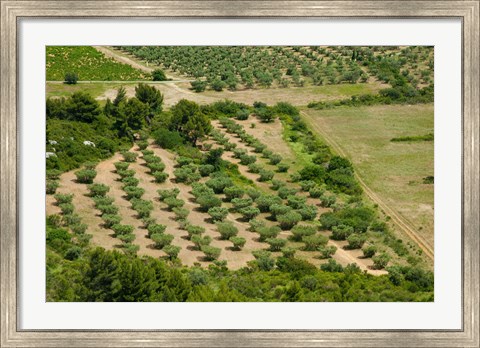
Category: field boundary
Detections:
[{"x1": 300, "y1": 110, "x2": 434, "y2": 261}]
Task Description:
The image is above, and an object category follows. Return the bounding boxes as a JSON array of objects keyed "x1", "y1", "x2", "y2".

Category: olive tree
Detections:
[
  {"x1": 230, "y1": 236, "x2": 246, "y2": 250},
  {"x1": 75, "y1": 169, "x2": 97, "y2": 184},
  {"x1": 216, "y1": 221, "x2": 239, "y2": 240},
  {"x1": 208, "y1": 206, "x2": 229, "y2": 222},
  {"x1": 277, "y1": 211, "x2": 302, "y2": 230}
]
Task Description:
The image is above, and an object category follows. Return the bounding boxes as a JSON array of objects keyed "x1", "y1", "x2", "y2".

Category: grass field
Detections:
[
  {"x1": 301, "y1": 104, "x2": 434, "y2": 248},
  {"x1": 46, "y1": 46, "x2": 148, "y2": 81}
]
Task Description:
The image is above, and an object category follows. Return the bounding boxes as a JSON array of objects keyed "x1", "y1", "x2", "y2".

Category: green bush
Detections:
[
  {"x1": 114, "y1": 161, "x2": 130, "y2": 172},
  {"x1": 64, "y1": 71, "x2": 78, "y2": 84},
  {"x1": 266, "y1": 238, "x2": 287, "y2": 251},
  {"x1": 303, "y1": 234, "x2": 328, "y2": 251},
  {"x1": 248, "y1": 218, "x2": 266, "y2": 232},
  {"x1": 297, "y1": 205, "x2": 318, "y2": 221},
  {"x1": 216, "y1": 221, "x2": 239, "y2": 240},
  {"x1": 117, "y1": 169, "x2": 136, "y2": 179},
  {"x1": 309, "y1": 186, "x2": 325, "y2": 198},
  {"x1": 186, "y1": 225, "x2": 205, "y2": 239},
  {"x1": 257, "y1": 226, "x2": 281, "y2": 242},
  {"x1": 151, "y1": 233, "x2": 174, "y2": 249},
  {"x1": 256, "y1": 194, "x2": 282, "y2": 213},
  {"x1": 331, "y1": 224, "x2": 354, "y2": 240},
  {"x1": 224, "y1": 186, "x2": 245, "y2": 202},
  {"x1": 147, "y1": 162, "x2": 166, "y2": 174},
  {"x1": 198, "y1": 164, "x2": 215, "y2": 177},
  {"x1": 112, "y1": 224, "x2": 134, "y2": 236},
  {"x1": 93, "y1": 196, "x2": 115, "y2": 207},
  {"x1": 205, "y1": 176, "x2": 233, "y2": 194},
  {"x1": 278, "y1": 187, "x2": 298, "y2": 199},
  {"x1": 163, "y1": 245, "x2": 181, "y2": 259},
  {"x1": 153, "y1": 128, "x2": 184, "y2": 149},
  {"x1": 239, "y1": 206, "x2": 261, "y2": 221},
  {"x1": 281, "y1": 246, "x2": 297, "y2": 258},
  {"x1": 152, "y1": 69, "x2": 167, "y2": 81},
  {"x1": 299, "y1": 180, "x2": 316, "y2": 192},
  {"x1": 147, "y1": 223, "x2": 167, "y2": 237},
  {"x1": 346, "y1": 233, "x2": 367, "y2": 249},
  {"x1": 208, "y1": 206, "x2": 229, "y2": 222},
  {"x1": 97, "y1": 204, "x2": 119, "y2": 216},
  {"x1": 122, "y1": 152, "x2": 138, "y2": 162},
  {"x1": 54, "y1": 193, "x2": 74, "y2": 205},
  {"x1": 59, "y1": 203, "x2": 75, "y2": 215},
  {"x1": 231, "y1": 197, "x2": 254, "y2": 212},
  {"x1": 46, "y1": 180, "x2": 60, "y2": 194},
  {"x1": 277, "y1": 211, "x2": 302, "y2": 230},
  {"x1": 287, "y1": 195, "x2": 307, "y2": 209},
  {"x1": 320, "y1": 194, "x2": 337, "y2": 208},
  {"x1": 158, "y1": 188, "x2": 180, "y2": 201},
  {"x1": 46, "y1": 169, "x2": 62, "y2": 180},
  {"x1": 372, "y1": 252, "x2": 391, "y2": 269},
  {"x1": 239, "y1": 154, "x2": 257, "y2": 165},
  {"x1": 230, "y1": 236, "x2": 246, "y2": 250},
  {"x1": 153, "y1": 171, "x2": 169, "y2": 183},
  {"x1": 118, "y1": 233, "x2": 136, "y2": 244},
  {"x1": 268, "y1": 154, "x2": 282, "y2": 165},
  {"x1": 276, "y1": 163, "x2": 290, "y2": 173},
  {"x1": 172, "y1": 207, "x2": 190, "y2": 220},
  {"x1": 164, "y1": 197, "x2": 185, "y2": 210},
  {"x1": 318, "y1": 245, "x2": 337, "y2": 259},
  {"x1": 173, "y1": 166, "x2": 201, "y2": 184},
  {"x1": 197, "y1": 194, "x2": 222, "y2": 212},
  {"x1": 192, "y1": 235, "x2": 212, "y2": 250},
  {"x1": 88, "y1": 183, "x2": 110, "y2": 197},
  {"x1": 65, "y1": 246, "x2": 82, "y2": 260},
  {"x1": 362, "y1": 245, "x2": 377, "y2": 258},
  {"x1": 124, "y1": 186, "x2": 145, "y2": 200},
  {"x1": 62, "y1": 213, "x2": 82, "y2": 226},
  {"x1": 269, "y1": 204, "x2": 292, "y2": 220},
  {"x1": 290, "y1": 225, "x2": 317, "y2": 241},
  {"x1": 258, "y1": 169, "x2": 274, "y2": 182},
  {"x1": 201, "y1": 245, "x2": 221, "y2": 261},
  {"x1": 102, "y1": 214, "x2": 122, "y2": 228},
  {"x1": 75, "y1": 169, "x2": 97, "y2": 184},
  {"x1": 71, "y1": 223, "x2": 88, "y2": 234}
]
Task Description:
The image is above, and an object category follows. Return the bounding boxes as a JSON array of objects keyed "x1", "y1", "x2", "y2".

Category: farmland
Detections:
[{"x1": 45, "y1": 46, "x2": 434, "y2": 302}]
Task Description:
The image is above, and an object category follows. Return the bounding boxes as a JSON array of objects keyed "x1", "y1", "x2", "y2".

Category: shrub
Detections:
[
  {"x1": 164, "y1": 197, "x2": 185, "y2": 210},
  {"x1": 65, "y1": 246, "x2": 82, "y2": 261},
  {"x1": 287, "y1": 195, "x2": 307, "y2": 209},
  {"x1": 117, "y1": 169, "x2": 136, "y2": 179},
  {"x1": 247, "y1": 163, "x2": 262, "y2": 173},
  {"x1": 208, "y1": 206, "x2": 229, "y2": 222},
  {"x1": 198, "y1": 164, "x2": 215, "y2": 177},
  {"x1": 62, "y1": 213, "x2": 82, "y2": 226},
  {"x1": 163, "y1": 245, "x2": 181, "y2": 259},
  {"x1": 176, "y1": 156, "x2": 194, "y2": 167},
  {"x1": 290, "y1": 225, "x2": 317, "y2": 241},
  {"x1": 231, "y1": 197, "x2": 254, "y2": 212},
  {"x1": 47, "y1": 214, "x2": 63, "y2": 228},
  {"x1": 372, "y1": 252, "x2": 391, "y2": 269},
  {"x1": 276, "y1": 163, "x2": 290, "y2": 173},
  {"x1": 370, "y1": 220, "x2": 389, "y2": 233},
  {"x1": 278, "y1": 186, "x2": 298, "y2": 199},
  {"x1": 102, "y1": 214, "x2": 122, "y2": 228},
  {"x1": 299, "y1": 180, "x2": 316, "y2": 192},
  {"x1": 362, "y1": 245, "x2": 377, "y2": 258},
  {"x1": 133, "y1": 201, "x2": 153, "y2": 218},
  {"x1": 147, "y1": 223, "x2": 167, "y2": 237},
  {"x1": 192, "y1": 235, "x2": 212, "y2": 250},
  {"x1": 46, "y1": 180, "x2": 60, "y2": 194},
  {"x1": 346, "y1": 233, "x2": 367, "y2": 249},
  {"x1": 281, "y1": 247, "x2": 297, "y2": 258},
  {"x1": 252, "y1": 143, "x2": 267, "y2": 153},
  {"x1": 201, "y1": 245, "x2": 221, "y2": 260},
  {"x1": 97, "y1": 204, "x2": 119, "y2": 215},
  {"x1": 174, "y1": 167, "x2": 201, "y2": 184},
  {"x1": 71, "y1": 223, "x2": 88, "y2": 234},
  {"x1": 59, "y1": 203, "x2": 74, "y2": 215},
  {"x1": 88, "y1": 183, "x2": 110, "y2": 197},
  {"x1": 151, "y1": 233, "x2": 174, "y2": 249},
  {"x1": 46, "y1": 169, "x2": 62, "y2": 180},
  {"x1": 64, "y1": 71, "x2": 79, "y2": 85},
  {"x1": 252, "y1": 250, "x2": 276, "y2": 271},
  {"x1": 239, "y1": 154, "x2": 257, "y2": 165},
  {"x1": 148, "y1": 162, "x2": 166, "y2": 174},
  {"x1": 114, "y1": 161, "x2": 130, "y2": 172},
  {"x1": 270, "y1": 180, "x2": 286, "y2": 191},
  {"x1": 224, "y1": 186, "x2": 245, "y2": 201},
  {"x1": 320, "y1": 259, "x2": 344, "y2": 272},
  {"x1": 258, "y1": 169, "x2": 274, "y2": 182},
  {"x1": 93, "y1": 196, "x2": 115, "y2": 207},
  {"x1": 309, "y1": 186, "x2": 325, "y2": 198},
  {"x1": 75, "y1": 169, "x2": 97, "y2": 184},
  {"x1": 123, "y1": 244, "x2": 140, "y2": 256},
  {"x1": 142, "y1": 149, "x2": 154, "y2": 156},
  {"x1": 303, "y1": 234, "x2": 328, "y2": 251},
  {"x1": 266, "y1": 238, "x2": 287, "y2": 251},
  {"x1": 143, "y1": 154, "x2": 161, "y2": 164},
  {"x1": 118, "y1": 233, "x2": 136, "y2": 243},
  {"x1": 158, "y1": 188, "x2": 180, "y2": 201},
  {"x1": 318, "y1": 245, "x2": 337, "y2": 259},
  {"x1": 172, "y1": 207, "x2": 190, "y2": 220},
  {"x1": 246, "y1": 188, "x2": 261, "y2": 200},
  {"x1": 320, "y1": 194, "x2": 337, "y2": 208},
  {"x1": 256, "y1": 194, "x2": 282, "y2": 213},
  {"x1": 299, "y1": 164, "x2": 326, "y2": 182},
  {"x1": 248, "y1": 218, "x2": 266, "y2": 232},
  {"x1": 269, "y1": 204, "x2": 292, "y2": 220},
  {"x1": 83, "y1": 161, "x2": 98, "y2": 170},
  {"x1": 230, "y1": 236, "x2": 246, "y2": 250},
  {"x1": 142, "y1": 217, "x2": 156, "y2": 228},
  {"x1": 235, "y1": 109, "x2": 250, "y2": 120},
  {"x1": 111, "y1": 224, "x2": 134, "y2": 236},
  {"x1": 257, "y1": 226, "x2": 281, "y2": 242},
  {"x1": 153, "y1": 171, "x2": 169, "y2": 183},
  {"x1": 268, "y1": 154, "x2": 282, "y2": 165},
  {"x1": 153, "y1": 128, "x2": 184, "y2": 149},
  {"x1": 205, "y1": 176, "x2": 233, "y2": 194},
  {"x1": 186, "y1": 225, "x2": 205, "y2": 239},
  {"x1": 238, "y1": 206, "x2": 261, "y2": 221},
  {"x1": 122, "y1": 176, "x2": 139, "y2": 188},
  {"x1": 191, "y1": 79, "x2": 207, "y2": 92},
  {"x1": 277, "y1": 211, "x2": 302, "y2": 230},
  {"x1": 54, "y1": 193, "x2": 74, "y2": 205},
  {"x1": 123, "y1": 186, "x2": 145, "y2": 200},
  {"x1": 297, "y1": 205, "x2": 318, "y2": 221},
  {"x1": 331, "y1": 224, "x2": 354, "y2": 240},
  {"x1": 197, "y1": 194, "x2": 222, "y2": 212},
  {"x1": 122, "y1": 151, "x2": 138, "y2": 162},
  {"x1": 191, "y1": 183, "x2": 215, "y2": 198},
  {"x1": 215, "y1": 221, "x2": 237, "y2": 240}
]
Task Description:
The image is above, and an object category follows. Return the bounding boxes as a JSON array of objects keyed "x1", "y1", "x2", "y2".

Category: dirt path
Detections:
[{"x1": 300, "y1": 110, "x2": 434, "y2": 261}]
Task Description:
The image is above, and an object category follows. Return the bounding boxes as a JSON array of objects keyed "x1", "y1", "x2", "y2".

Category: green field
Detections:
[
  {"x1": 302, "y1": 104, "x2": 434, "y2": 247},
  {"x1": 46, "y1": 46, "x2": 148, "y2": 81}
]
